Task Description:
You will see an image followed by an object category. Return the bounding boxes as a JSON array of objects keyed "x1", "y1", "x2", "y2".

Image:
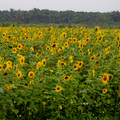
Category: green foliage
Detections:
[{"x1": 0, "y1": 26, "x2": 120, "y2": 119}]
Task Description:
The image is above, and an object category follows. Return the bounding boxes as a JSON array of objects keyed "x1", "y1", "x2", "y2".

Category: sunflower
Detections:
[
  {"x1": 17, "y1": 44, "x2": 22, "y2": 50},
  {"x1": 102, "y1": 73, "x2": 109, "y2": 84},
  {"x1": 28, "y1": 71, "x2": 35, "y2": 78},
  {"x1": 13, "y1": 48, "x2": 17, "y2": 53},
  {"x1": 64, "y1": 42, "x2": 69, "y2": 47},
  {"x1": 7, "y1": 35, "x2": 12, "y2": 39},
  {"x1": 73, "y1": 38, "x2": 77, "y2": 43},
  {"x1": 57, "y1": 60, "x2": 61, "y2": 67},
  {"x1": 46, "y1": 46, "x2": 50, "y2": 50},
  {"x1": 78, "y1": 61, "x2": 84, "y2": 68},
  {"x1": 52, "y1": 43, "x2": 57, "y2": 49},
  {"x1": 61, "y1": 46, "x2": 65, "y2": 51},
  {"x1": 64, "y1": 76, "x2": 69, "y2": 81},
  {"x1": 42, "y1": 59, "x2": 46, "y2": 67},
  {"x1": 20, "y1": 56, "x2": 25, "y2": 65},
  {"x1": 2, "y1": 33, "x2": 6, "y2": 37},
  {"x1": 36, "y1": 61, "x2": 41, "y2": 70},
  {"x1": 69, "y1": 56, "x2": 73, "y2": 63},
  {"x1": 36, "y1": 52, "x2": 42, "y2": 58},
  {"x1": 86, "y1": 35, "x2": 91, "y2": 42},
  {"x1": 50, "y1": 69, "x2": 53, "y2": 72},
  {"x1": 59, "y1": 105, "x2": 62, "y2": 109},
  {"x1": 61, "y1": 62, "x2": 66, "y2": 67},
  {"x1": 6, "y1": 61, "x2": 12, "y2": 66},
  {"x1": 6, "y1": 84, "x2": 12, "y2": 91},
  {"x1": 8, "y1": 66, "x2": 12, "y2": 71},
  {"x1": 103, "y1": 89, "x2": 107, "y2": 94},
  {"x1": 30, "y1": 47, "x2": 34, "y2": 51},
  {"x1": 24, "y1": 83, "x2": 29, "y2": 88},
  {"x1": 38, "y1": 31, "x2": 42, "y2": 36},
  {"x1": 105, "y1": 46, "x2": 110, "y2": 55},
  {"x1": 55, "y1": 86, "x2": 62, "y2": 92},
  {"x1": 62, "y1": 32, "x2": 66, "y2": 37},
  {"x1": 90, "y1": 55, "x2": 95, "y2": 61},
  {"x1": 16, "y1": 70, "x2": 22, "y2": 79},
  {"x1": 69, "y1": 56, "x2": 73, "y2": 60},
  {"x1": 30, "y1": 80, "x2": 34, "y2": 84},
  {"x1": 73, "y1": 64, "x2": 78, "y2": 70}
]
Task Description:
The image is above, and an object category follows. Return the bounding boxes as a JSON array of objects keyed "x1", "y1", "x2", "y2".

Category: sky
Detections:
[{"x1": 0, "y1": 0, "x2": 120, "y2": 13}]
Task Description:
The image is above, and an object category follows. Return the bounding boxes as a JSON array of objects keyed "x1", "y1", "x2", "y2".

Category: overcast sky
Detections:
[{"x1": 0, "y1": 0, "x2": 120, "y2": 12}]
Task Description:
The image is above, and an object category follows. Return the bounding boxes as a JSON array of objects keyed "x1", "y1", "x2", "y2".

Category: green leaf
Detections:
[
  {"x1": 87, "y1": 98, "x2": 94, "y2": 105},
  {"x1": 0, "y1": 88, "x2": 4, "y2": 93},
  {"x1": 12, "y1": 109, "x2": 19, "y2": 115},
  {"x1": 78, "y1": 106, "x2": 83, "y2": 111},
  {"x1": 17, "y1": 97, "x2": 24, "y2": 106}
]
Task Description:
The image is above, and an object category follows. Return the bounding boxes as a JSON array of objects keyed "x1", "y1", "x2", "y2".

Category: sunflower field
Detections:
[{"x1": 0, "y1": 26, "x2": 120, "y2": 120}]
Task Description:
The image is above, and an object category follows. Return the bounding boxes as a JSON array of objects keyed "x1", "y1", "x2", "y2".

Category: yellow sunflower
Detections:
[
  {"x1": 103, "y1": 89, "x2": 107, "y2": 94},
  {"x1": 102, "y1": 73, "x2": 109, "y2": 84},
  {"x1": 20, "y1": 56, "x2": 25, "y2": 65},
  {"x1": 13, "y1": 48, "x2": 17, "y2": 53},
  {"x1": 90, "y1": 55, "x2": 95, "y2": 61},
  {"x1": 30, "y1": 47, "x2": 34, "y2": 51},
  {"x1": 30, "y1": 80, "x2": 34, "y2": 84},
  {"x1": 64, "y1": 42, "x2": 69, "y2": 47},
  {"x1": 42, "y1": 59, "x2": 46, "y2": 67},
  {"x1": 55, "y1": 86, "x2": 62, "y2": 92},
  {"x1": 73, "y1": 64, "x2": 78, "y2": 70},
  {"x1": 17, "y1": 44, "x2": 22, "y2": 50},
  {"x1": 64, "y1": 76, "x2": 69, "y2": 81},
  {"x1": 36, "y1": 61, "x2": 42, "y2": 70},
  {"x1": 28, "y1": 71, "x2": 35, "y2": 78},
  {"x1": 24, "y1": 83, "x2": 29, "y2": 88},
  {"x1": 16, "y1": 70, "x2": 22, "y2": 79}
]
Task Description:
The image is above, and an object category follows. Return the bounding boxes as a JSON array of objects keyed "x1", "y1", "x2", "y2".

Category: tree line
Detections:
[{"x1": 0, "y1": 8, "x2": 120, "y2": 28}]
